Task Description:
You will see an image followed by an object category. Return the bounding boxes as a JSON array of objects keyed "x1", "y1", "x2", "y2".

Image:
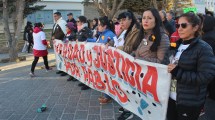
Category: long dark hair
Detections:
[
  {"x1": 99, "y1": 16, "x2": 115, "y2": 33},
  {"x1": 92, "y1": 18, "x2": 98, "y2": 30},
  {"x1": 133, "y1": 8, "x2": 163, "y2": 52},
  {"x1": 117, "y1": 10, "x2": 140, "y2": 38},
  {"x1": 180, "y1": 12, "x2": 201, "y2": 37}
]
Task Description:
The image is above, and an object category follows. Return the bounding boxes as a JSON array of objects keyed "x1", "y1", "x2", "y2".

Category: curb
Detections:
[{"x1": 0, "y1": 56, "x2": 27, "y2": 63}]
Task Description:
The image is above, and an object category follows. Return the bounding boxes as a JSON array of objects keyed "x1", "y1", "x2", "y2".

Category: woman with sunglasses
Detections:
[
  {"x1": 167, "y1": 12, "x2": 215, "y2": 120},
  {"x1": 76, "y1": 16, "x2": 93, "y2": 90}
]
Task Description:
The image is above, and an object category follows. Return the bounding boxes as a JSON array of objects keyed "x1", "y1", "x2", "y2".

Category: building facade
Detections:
[{"x1": 205, "y1": 0, "x2": 215, "y2": 13}]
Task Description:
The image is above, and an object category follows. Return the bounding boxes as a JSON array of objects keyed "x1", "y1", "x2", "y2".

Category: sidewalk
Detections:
[{"x1": 0, "y1": 49, "x2": 214, "y2": 120}]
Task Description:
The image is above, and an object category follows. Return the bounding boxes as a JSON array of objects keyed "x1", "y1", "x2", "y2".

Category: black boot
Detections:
[
  {"x1": 60, "y1": 72, "x2": 68, "y2": 76},
  {"x1": 81, "y1": 85, "x2": 90, "y2": 90},
  {"x1": 56, "y1": 71, "x2": 63, "y2": 74},
  {"x1": 67, "y1": 76, "x2": 77, "y2": 81}
]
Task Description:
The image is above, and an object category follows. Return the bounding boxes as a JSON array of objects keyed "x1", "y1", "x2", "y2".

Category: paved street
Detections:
[{"x1": 0, "y1": 51, "x2": 214, "y2": 120}]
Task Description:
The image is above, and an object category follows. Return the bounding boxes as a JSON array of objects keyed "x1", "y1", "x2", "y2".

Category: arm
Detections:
[
  {"x1": 175, "y1": 46, "x2": 215, "y2": 85},
  {"x1": 41, "y1": 32, "x2": 47, "y2": 45}
]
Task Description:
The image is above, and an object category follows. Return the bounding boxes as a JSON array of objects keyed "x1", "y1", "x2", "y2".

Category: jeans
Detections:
[{"x1": 104, "y1": 93, "x2": 111, "y2": 99}]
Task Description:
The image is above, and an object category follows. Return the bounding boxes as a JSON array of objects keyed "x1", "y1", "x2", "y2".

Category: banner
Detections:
[{"x1": 53, "y1": 40, "x2": 171, "y2": 120}]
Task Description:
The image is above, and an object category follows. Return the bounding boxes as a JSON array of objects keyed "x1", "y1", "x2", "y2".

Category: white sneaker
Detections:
[{"x1": 29, "y1": 72, "x2": 35, "y2": 77}]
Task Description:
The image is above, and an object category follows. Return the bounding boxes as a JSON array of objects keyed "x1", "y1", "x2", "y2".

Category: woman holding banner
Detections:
[
  {"x1": 87, "y1": 16, "x2": 117, "y2": 104},
  {"x1": 76, "y1": 15, "x2": 93, "y2": 90},
  {"x1": 116, "y1": 8, "x2": 170, "y2": 120},
  {"x1": 167, "y1": 12, "x2": 215, "y2": 120}
]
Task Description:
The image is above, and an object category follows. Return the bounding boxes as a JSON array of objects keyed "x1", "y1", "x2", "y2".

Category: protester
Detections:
[
  {"x1": 159, "y1": 10, "x2": 175, "y2": 36},
  {"x1": 52, "y1": 12, "x2": 67, "y2": 40},
  {"x1": 22, "y1": 21, "x2": 33, "y2": 53},
  {"x1": 66, "y1": 12, "x2": 77, "y2": 32},
  {"x1": 167, "y1": 12, "x2": 215, "y2": 120},
  {"x1": 63, "y1": 22, "x2": 78, "y2": 82},
  {"x1": 114, "y1": 10, "x2": 140, "y2": 54},
  {"x1": 76, "y1": 15, "x2": 93, "y2": 90},
  {"x1": 87, "y1": 16, "x2": 116, "y2": 45},
  {"x1": 167, "y1": 11, "x2": 176, "y2": 32},
  {"x1": 92, "y1": 18, "x2": 98, "y2": 38},
  {"x1": 96, "y1": 10, "x2": 140, "y2": 119},
  {"x1": 117, "y1": 8, "x2": 170, "y2": 120},
  {"x1": 76, "y1": 16, "x2": 93, "y2": 42},
  {"x1": 86, "y1": 16, "x2": 117, "y2": 104},
  {"x1": 29, "y1": 23, "x2": 52, "y2": 77},
  {"x1": 202, "y1": 15, "x2": 215, "y2": 101},
  {"x1": 52, "y1": 12, "x2": 68, "y2": 76}
]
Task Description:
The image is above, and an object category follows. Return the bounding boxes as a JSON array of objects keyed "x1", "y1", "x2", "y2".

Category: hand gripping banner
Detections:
[{"x1": 53, "y1": 40, "x2": 171, "y2": 120}]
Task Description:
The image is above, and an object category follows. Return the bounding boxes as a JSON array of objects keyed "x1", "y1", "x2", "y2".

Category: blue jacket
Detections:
[{"x1": 87, "y1": 29, "x2": 116, "y2": 44}]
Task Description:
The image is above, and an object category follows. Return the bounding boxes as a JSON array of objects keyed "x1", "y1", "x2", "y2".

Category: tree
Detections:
[
  {"x1": 1, "y1": 0, "x2": 45, "y2": 61},
  {"x1": 83, "y1": 0, "x2": 162, "y2": 19},
  {"x1": 83, "y1": 0, "x2": 126, "y2": 19}
]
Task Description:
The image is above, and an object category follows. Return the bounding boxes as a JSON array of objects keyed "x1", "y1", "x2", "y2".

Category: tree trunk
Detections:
[
  {"x1": 151, "y1": 0, "x2": 158, "y2": 9},
  {"x1": 3, "y1": 0, "x2": 25, "y2": 61},
  {"x1": 108, "y1": 0, "x2": 125, "y2": 19}
]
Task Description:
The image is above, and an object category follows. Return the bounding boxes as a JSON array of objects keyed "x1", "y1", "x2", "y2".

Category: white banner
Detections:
[{"x1": 53, "y1": 40, "x2": 171, "y2": 120}]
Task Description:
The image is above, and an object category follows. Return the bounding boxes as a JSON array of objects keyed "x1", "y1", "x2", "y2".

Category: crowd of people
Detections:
[{"x1": 26, "y1": 8, "x2": 215, "y2": 120}]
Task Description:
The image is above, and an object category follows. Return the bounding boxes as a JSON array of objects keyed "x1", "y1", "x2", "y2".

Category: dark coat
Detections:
[
  {"x1": 171, "y1": 37, "x2": 215, "y2": 107},
  {"x1": 52, "y1": 24, "x2": 65, "y2": 40},
  {"x1": 67, "y1": 18, "x2": 77, "y2": 33},
  {"x1": 76, "y1": 27, "x2": 93, "y2": 42},
  {"x1": 163, "y1": 20, "x2": 175, "y2": 36},
  {"x1": 23, "y1": 24, "x2": 33, "y2": 43}
]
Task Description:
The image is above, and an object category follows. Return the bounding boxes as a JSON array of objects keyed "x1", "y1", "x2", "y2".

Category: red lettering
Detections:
[
  {"x1": 93, "y1": 46, "x2": 101, "y2": 68},
  {"x1": 106, "y1": 49, "x2": 116, "y2": 75},
  {"x1": 142, "y1": 66, "x2": 159, "y2": 103},
  {"x1": 94, "y1": 71, "x2": 106, "y2": 90},
  {"x1": 133, "y1": 62, "x2": 141, "y2": 90},
  {"x1": 100, "y1": 47, "x2": 107, "y2": 71},
  {"x1": 78, "y1": 44, "x2": 85, "y2": 64},
  {"x1": 105, "y1": 74, "x2": 116, "y2": 96},
  {"x1": 111, "y1": 80, "x2": 128, "y2": 103},
  {"x1": 86, "y1": 50, "x2": 92, "y2": 67},
  {"x1": 114, "y1": 51, "x2": 123, "y2": 79},
  {"x1": 124, "y1": 58, "x2": 135, "y2": 87}
]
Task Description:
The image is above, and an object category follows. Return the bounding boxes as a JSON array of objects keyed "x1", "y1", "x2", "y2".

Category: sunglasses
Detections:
[{"x1": 176, "y1": 23, "x2": 191, "y2": 29}]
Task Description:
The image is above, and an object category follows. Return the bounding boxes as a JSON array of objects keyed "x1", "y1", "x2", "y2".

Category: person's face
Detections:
[
  {"x1": 142, "y1": 11, "x2": 156, "y2": 31},
  {"x1": 97, "y1": 21, "x2": 106, "y2": 32},
  {"x1": 177, "y1": 17, "x2": 198, "y2": 40},
  {"x1": 76, "y1": 18, "x2": 83, "y2": 26},
  {"x1": 159, "y1": 11, "x2": 165, "y2": 21},
  {"x1": 93, "y1": 20, "x2": 97, "y2": 25},
  {"x1": 167, "y1": 13, "x2": 172, "y2": 21},
  {"x1": 67, "y1": 15, "x2": 73, "y2": 20},
  {"x1": 53, "y1": 14, "x2": 60, "y2": 22},
  {"x1": 119, "y1": 17, "x2": 132, "y2": 30}
]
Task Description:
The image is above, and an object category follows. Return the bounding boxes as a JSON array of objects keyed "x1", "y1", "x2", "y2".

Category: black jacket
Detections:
[
  {"x1": 52, "y1": 24, "x2": 65, "y2": 40},
  {"x1": 171, "y1": 37, "x2": 215, "y2": 107},
  {"x1": 163, "y1": 20, "x2": 175, "y2": 36},
  {"x1": 76, "y1": 27, "x2": 93, "y2": 42},
  {"x1": 202, "y1": 30, "x2": 215, "y2": 54}
]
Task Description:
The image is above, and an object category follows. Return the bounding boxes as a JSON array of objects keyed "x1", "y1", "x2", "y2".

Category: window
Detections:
[{"x1": 27, "y1": 10, "x2": 53, "y2": 24}]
